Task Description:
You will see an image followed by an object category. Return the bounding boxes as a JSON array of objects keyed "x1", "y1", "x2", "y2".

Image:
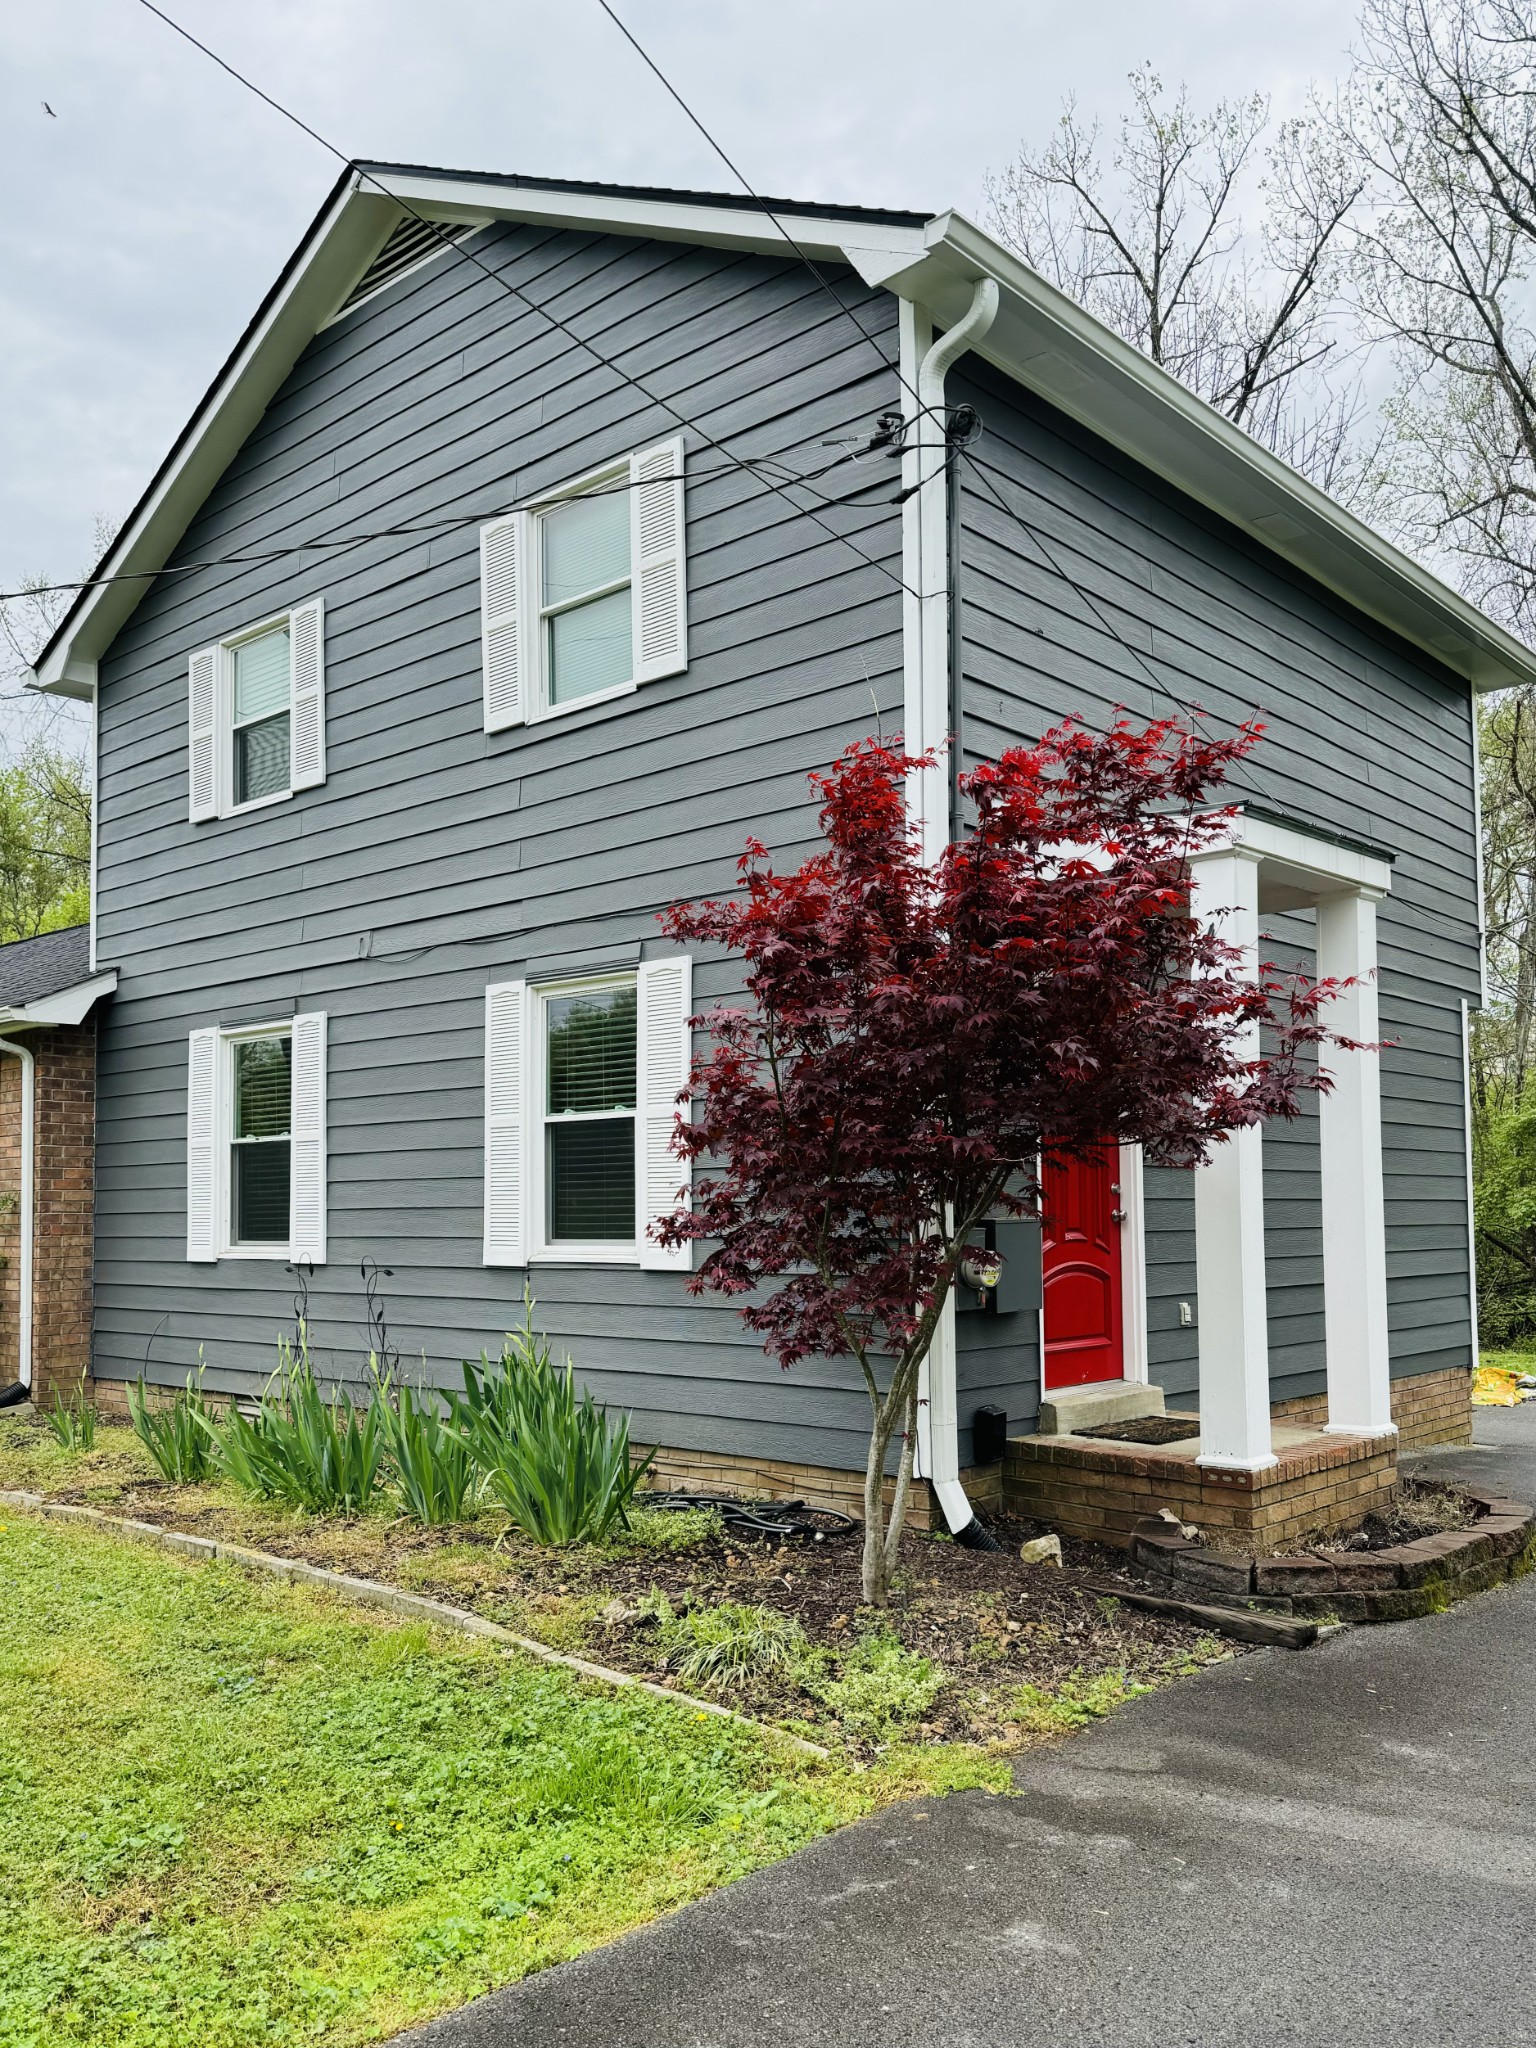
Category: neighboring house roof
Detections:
[
  {"x1": 30, "y1": 164, "x2": 1536, "y2": 698},
  {"x1": 0, "y1": 927, "x2": 116, "y2": 1027}
]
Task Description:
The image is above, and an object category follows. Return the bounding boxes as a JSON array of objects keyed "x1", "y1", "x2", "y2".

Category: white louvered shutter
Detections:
[
  {"x1": 481, "y1": 513, "x2": 528, "y2": 731},
  {"x1": 289, "y1": 599, "x2": 326, "y2": 790},
  {"x1": 483, "y1": 980, "x2": 528, "y2": 1264},
  {"x1": 630, "y1": 439, "x2": 687, "y2": 684},
  {"x1": 188, "y1": 646, "x2": 219, "y2": 823},
  {"x1": 289, "y1": 1012, "x2": 328, "y2": 1264},
  {"x1": 186, "y1": 1028, "x2": 219, "y2": 1261},
  {"x1": 637, "y1": 955, "x2": 692, "y2": 1270}
]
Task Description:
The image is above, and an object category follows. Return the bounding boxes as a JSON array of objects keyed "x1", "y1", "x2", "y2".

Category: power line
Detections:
[
  {"x1": 593, "y1": 1, "x2": 930, "y2": 419},
  {"x1": 0, "y1": 447, "x2": 868, "y2": 603},
  {"x1": 130, "y1": 0, "x2": 920, "y2": 603},
  {"x1": 958, "y1": 447, "x2": 1213, "y2": 730}
]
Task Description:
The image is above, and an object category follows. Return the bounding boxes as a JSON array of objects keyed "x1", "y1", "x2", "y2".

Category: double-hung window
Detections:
[
  {"x1": 483, "y1": 961, "x2": 693, "y2": 1269},
  {"x1": 186, "y1": 1014, "x2": 327, "y2": 1263},
  {"x1": 188, "y1": 599, "x2": 326, "y2": 822},
  {"x1": 480, "y1": 439, "x2": 687, "y2": 730}
]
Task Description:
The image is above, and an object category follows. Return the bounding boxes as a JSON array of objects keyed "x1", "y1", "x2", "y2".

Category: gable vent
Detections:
[{"x1": 327, "y1": 216, "x2": 479, "y2": 323}]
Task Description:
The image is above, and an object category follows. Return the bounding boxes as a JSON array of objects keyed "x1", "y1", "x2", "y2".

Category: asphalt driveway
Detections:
[{"x1": 401, "y1": 1403, "x2": 1536, "y2": 2048}]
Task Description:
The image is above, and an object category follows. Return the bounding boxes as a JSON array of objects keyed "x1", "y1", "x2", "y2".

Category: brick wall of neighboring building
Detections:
[
  {"x1": 30, "y1": 1022, "x2": 97, "y2": 1407},
  {"x1": 0, "y1": 1056, "x2": 21, "y2": 1375},
  {"x1": 0, "y1": 1021, "x2": 97, "y2": 1405},
  {"x1": 1270, "y1": 1364, "x2": 1474, "y2": 1451}
]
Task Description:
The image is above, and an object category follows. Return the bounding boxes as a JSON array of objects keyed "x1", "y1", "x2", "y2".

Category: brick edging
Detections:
[
  {"x1": 1129, "y1": 1488, "x2": 1536, "y2": 1623},
  {"x1": 0, "y1": 1490, "x2": 828, "y2": 1758}
]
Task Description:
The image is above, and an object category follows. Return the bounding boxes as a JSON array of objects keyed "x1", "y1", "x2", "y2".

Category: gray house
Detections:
[{"x1": 28, "y1": 165, "x2": 1529, "y2": 1541}]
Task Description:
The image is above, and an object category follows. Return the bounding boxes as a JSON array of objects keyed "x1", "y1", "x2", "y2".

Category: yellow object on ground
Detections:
[{"x1": 1473, "y1": 1364, "x2": 1523, "y2": 1406}]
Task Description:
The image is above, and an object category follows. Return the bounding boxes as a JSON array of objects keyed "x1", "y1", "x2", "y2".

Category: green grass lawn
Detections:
[{"x1": 0, "y1": 1514, "x2": 992, "y2": 2048}]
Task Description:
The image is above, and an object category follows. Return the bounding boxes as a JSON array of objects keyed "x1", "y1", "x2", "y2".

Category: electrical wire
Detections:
[
  {"x1": 0, "y1": 447, "x2": 868, "y2": 603},
  {"x1": 127, "y1": 0, "x2": 920, "y2": 604}
]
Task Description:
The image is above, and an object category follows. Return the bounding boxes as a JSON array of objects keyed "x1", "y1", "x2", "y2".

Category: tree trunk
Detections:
[{"x1": 860, "y1": 1400, "x2": 898, "y2": 1606}]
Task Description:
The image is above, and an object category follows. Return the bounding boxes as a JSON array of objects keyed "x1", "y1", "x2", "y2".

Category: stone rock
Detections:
[{"x1": 1019, "y1": 1534, "x2": 1063, "y2": 1568}]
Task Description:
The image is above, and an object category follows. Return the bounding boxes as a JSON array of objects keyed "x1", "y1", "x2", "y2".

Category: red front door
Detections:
[{"x1": 1041, "y1": 1141, "x2": 1124, "y2": 1389}]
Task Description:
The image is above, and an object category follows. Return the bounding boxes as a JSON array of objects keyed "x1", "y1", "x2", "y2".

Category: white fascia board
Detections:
[
  {"x1": 376, "y1": 171, "x2": 929, "y2": 265},
  {"x1": 896, "y1": 211, "x2": 1536, "y2": 695},
  {"x1": 0, "y1": 970, "x2": 119, "y2": 1030},
  {"x1": 1191, "y1": 812, "x2": 1394, "y2": 898},
  {"x1": 33, "y1": 178, "x2": 397, "y2": 698}
]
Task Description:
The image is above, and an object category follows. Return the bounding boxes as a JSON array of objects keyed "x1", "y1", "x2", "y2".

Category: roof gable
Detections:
[{"x1": 29, "y1": 163, "x2": 1536, "y2": 697}]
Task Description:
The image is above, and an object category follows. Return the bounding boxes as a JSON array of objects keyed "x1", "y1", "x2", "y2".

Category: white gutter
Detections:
[
  {"x1": 907, "y1": 278, "x2": 1003, "y2": 1548},
  {"x1": 0, "y1": 1037, "x2": 36, "y2": 1392}
]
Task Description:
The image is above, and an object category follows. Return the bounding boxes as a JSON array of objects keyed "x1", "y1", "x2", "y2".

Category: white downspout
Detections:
[
  {"x1": 0, "y1": 1037, "x2": 35, "y2": 1392},
  {"x1": 908, "y1": 276, "x2": 1003, "y2": 1548}
]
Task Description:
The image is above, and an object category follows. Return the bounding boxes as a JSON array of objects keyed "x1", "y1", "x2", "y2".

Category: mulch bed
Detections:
[
  {"x1": 1315, "y1": 1479, "x2": 1478, "y2": 1555},
  {"x1": 9, "y1": 1429, "x2": 1241, "y2": 1752}
]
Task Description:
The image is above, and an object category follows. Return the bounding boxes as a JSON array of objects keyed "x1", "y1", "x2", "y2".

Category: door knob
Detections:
[{"x1": 1110, "y1": 1208, "x2": 1127, "y2": 1223}]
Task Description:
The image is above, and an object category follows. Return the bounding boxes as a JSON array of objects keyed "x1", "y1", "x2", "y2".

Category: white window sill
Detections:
[
  {"x1": 530, "y1": 1245, "x2": 642, "y2": 1266},
  {"x1": 218, "y1": 787, "x2": 294, "y2": 821},
  {"x1": 215, "y1": 1245, "x2": 303, "y2": 1262},
  {"x1": 526, "y1": 679, "x2": 637, "y2": 726}
]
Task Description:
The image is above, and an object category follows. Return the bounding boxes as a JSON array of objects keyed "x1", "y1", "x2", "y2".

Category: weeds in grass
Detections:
[
  {"x1": 375, "y1": 1371, "x2": 480, "y2": 1525},
  {"x1": 453, "y1": 1319, "x2": 651, "y2": 1545},
  {"x1": 127, "y1": 1366, "x2": 216, "y2": 1482},
  {"x1": 1009, "y1": 1669, "x2": 1154, "y2": 1735},
  {"x1": 639, "y1": 1591, "x2": 807, "y2": 1691},
  {"x1": 211, "y1": 1333, "x2": 386, "y2": 1514},
  {"x1": 45, "y1": 1378, "x2": 97, "y2": 1450},
  {"x1": 609, "y1": 1503, "x2": 724, "y2": 1554},
  {"x1": 799, "y1": 1629, "x2": 946, "y2": 1740}
]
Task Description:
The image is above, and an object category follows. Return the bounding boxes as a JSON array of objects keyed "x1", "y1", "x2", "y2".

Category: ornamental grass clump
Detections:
[
  {"x1": 127, "y1": 1367, "x2": 216, "y2": 1482},
  {"x1": 210, "y1": 1333, "x2": 385, "y2": 1515},
  {"x1": 374, "y1": 1372, "x2": 480, "y2": 1526},
  {"x1": 452, "y1": 1324, "x2": 651, "y2": 1545},
  {"x1": 640, "y1": 1590, "x2": 807, "y2": 1692}
]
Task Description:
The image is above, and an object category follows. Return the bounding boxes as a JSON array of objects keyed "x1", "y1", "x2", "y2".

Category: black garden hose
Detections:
[{"x1": 636, "y1": 1489, "x2": 856, "y2": 1544}]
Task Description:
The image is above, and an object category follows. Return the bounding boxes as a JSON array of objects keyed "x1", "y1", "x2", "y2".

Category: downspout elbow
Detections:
[{"x1": 917, "y1": 277, "x2": 999, "y2": 421}]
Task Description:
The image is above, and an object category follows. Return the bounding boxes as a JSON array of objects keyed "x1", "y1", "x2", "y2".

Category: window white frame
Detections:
[
  {"x1": 187, "y1": 1012, "x2": 327, "y2": 1265},
  {"x1": 480, "y1": 439, "x2": 686, "y2": 734},
  {"x1": 527, "y1": 460, "x2": 637, "y2": 725},
  {"x1": 530, "y1": 971, "x2": 641, "y2": 1265},
  {"x1": 216, "y1": 1021, "x2": 295, "y2": 1263},
  {"x1": 189, "y1": 598, "x2": 325, "y2": 823}
]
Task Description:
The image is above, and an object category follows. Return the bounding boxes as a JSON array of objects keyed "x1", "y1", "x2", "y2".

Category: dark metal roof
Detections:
[
  {"x1": 352, "y1": 163, "x2": 931, "y2": 230},
  {"x1": 0, "y1": 926, "x2": 93, "y2": 1006}
]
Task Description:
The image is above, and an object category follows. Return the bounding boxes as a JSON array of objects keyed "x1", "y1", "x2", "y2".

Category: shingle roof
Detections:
[{"x1": 0, "y1": 926, "x2": 92, "y2": 1007}]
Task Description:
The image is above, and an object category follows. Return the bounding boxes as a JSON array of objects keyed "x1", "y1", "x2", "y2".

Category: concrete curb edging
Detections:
[
  {"x1": 0, "y1": 1490, "x2": 829, "y2": 1759},
  {"x1": 1127, "y1": 1487, "x2": 1536, "y2": 1623}
]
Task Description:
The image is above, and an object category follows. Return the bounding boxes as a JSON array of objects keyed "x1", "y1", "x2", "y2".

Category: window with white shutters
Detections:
[
  {"x1": 187, "y1": 600, "x2": 326, "y2": 821},
  {"x1": 483, "y1": 960, "x2": 692, "y2": 1267},
  {"x1": 185, "y1": 1016, "x2": 327, "y2": 1263},
  {"x1": 479, "y1": 441, "x2": 687, "y2": 732}
]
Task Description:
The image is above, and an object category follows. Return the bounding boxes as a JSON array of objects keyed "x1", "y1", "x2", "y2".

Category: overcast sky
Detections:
[{"x1": 5, "y1": 0, "x2": 1359, "y2": 603}]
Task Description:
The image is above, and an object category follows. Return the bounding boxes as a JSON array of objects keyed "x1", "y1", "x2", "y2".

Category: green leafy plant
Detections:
[
  {"x1": 451, "y1": 1320, "x2": 651, "y2": 1545},
  {"x1": 639, "y1": 1591, "x2": 806, "y2": 1691},
  {"x1": 375, "y1": 1371, "x2": 480, "y2": 1526},
  {"x1": 209, "y1": 1332, "x2": 385, "y2": 1515},
  {"x1": 127, "y1": 1366, "x2": 215, "y2": 1482},
  {"x1": 1009, "y1": 1669, "x2": 1153, "y2": 1736},
  {"x1": 45, "y1": 1378, "x2": 97, "y2": 1451},
  {"x1": 611, "y1": 1502, "x2": 724, "y2": 1554},
  {"x1": 800, "y1": 1630, "x2": 946, "y2": 1741}
]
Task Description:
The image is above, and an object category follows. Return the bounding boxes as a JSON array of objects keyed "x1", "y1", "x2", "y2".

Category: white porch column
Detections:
[
  {"x1": 1190, "y1": 849, "x2": 1277, "y2": 1472},
  {"x1": 1316, "y1": 889, "x2": 1395, "y2": 1438}
]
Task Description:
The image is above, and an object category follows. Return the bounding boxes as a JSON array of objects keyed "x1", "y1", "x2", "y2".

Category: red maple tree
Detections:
[{"x1": 657, "y1": 718, "x2": 1342, "y2": 1605}]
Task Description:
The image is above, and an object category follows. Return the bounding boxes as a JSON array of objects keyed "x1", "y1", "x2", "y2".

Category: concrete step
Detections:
[{"x1": 1037, "y1": 1380, "x2": 1166, "y2": 1437}]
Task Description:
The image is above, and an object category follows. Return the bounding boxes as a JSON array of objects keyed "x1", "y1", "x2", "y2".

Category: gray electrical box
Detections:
[{"x1": 955, "y1": 1216, "x2": 1043, "y2": 1315}]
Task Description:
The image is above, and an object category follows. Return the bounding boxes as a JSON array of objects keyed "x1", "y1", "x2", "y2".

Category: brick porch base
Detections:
[
  {"x1": 637, "y1": 1442, "x2": 1004, "y2": 1532},
  {"x1": 1272, "y1": 1363, "x2": 1474, "y2": 1451}
]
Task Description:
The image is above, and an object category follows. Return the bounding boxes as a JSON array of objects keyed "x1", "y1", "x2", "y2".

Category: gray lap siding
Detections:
[
  {"x1": 91, "y1": 225, "x2": 1479, "y2": 1474},
  {"x1": 951, "y1": 355, "x2": 1478, "y2": 1433},
  {"x1": 92, "y1": 223, "x2": 907, "y2": 1476}
]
